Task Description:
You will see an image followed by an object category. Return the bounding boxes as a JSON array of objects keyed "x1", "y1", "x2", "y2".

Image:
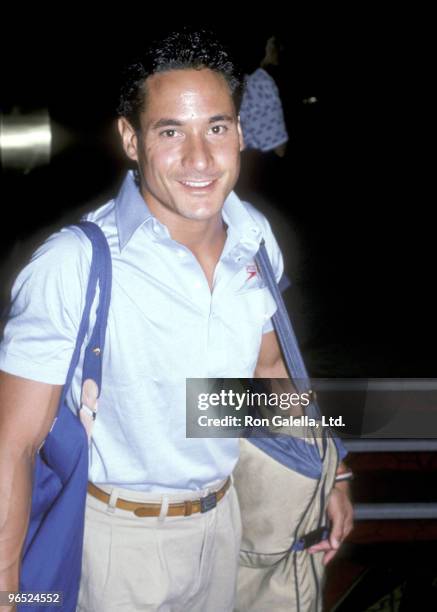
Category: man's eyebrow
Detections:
[
  {"x1": 152, "y1": 118, "x2": 184, "y2": 130},
  {"x1": 209, "y1": 114, "x2": 234, "y2": 123}
]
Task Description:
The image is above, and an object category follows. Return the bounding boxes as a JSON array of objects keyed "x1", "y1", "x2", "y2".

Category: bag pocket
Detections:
[{"x1": 234, "y1": 439, "x2": 322, "y2": 557}]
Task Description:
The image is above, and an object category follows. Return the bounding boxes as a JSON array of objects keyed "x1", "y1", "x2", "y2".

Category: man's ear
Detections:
[
  {"x1": 117, "y1": 117, "x2": 139, "y2": 162},
  {"x1": 237, "y1": 115, "x2": 245, "y2": 152}
]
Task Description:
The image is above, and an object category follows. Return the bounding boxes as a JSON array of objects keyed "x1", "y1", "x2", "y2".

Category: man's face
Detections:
[{"x1": 118, "y1": 68, "x2": 244, "y2": 224}]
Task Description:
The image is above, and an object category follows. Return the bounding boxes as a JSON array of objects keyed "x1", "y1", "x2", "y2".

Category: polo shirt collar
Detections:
[
  {"x1": 221, "y1": 190, "x2": 263, "y2": 250},
  {"x1": 115, "y1": 170, "x2": 263, "y2": 252},
  {"x1": 115, "y1": 170, "x2": 153, "y2": 251}
]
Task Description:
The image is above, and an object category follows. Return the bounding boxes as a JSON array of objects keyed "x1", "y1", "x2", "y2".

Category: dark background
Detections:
[
  {"x1": 0, "y1": 12, "x2": 432, "y2": 378},
  {"x1": 1, "y1": 12, "x2": 436, "y2": 608}
]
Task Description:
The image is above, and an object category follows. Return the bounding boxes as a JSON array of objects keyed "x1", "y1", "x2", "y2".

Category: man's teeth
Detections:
[{"x1": 181, "y1": 180, "x2": 214, "y2": 187}]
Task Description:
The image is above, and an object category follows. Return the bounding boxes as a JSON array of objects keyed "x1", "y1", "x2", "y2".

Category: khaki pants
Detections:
[{"x1": 76, "y1": 479, "x2": 242, "y2": 612}]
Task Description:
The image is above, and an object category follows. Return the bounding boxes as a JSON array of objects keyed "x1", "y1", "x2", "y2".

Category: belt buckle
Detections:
[{"x1": 200, "y1": 491, "x2": 217, "y2": 513}]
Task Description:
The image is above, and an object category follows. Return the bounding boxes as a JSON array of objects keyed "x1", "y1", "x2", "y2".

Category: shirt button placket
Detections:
[{"x1": 206, "y1": 298, "x2": 227, "y2": 377}]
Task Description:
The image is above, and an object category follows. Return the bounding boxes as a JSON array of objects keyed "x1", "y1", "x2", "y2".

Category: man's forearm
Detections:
[
  {"x1": 0, "y1": 448, "x2": 34, "y2": 593},
  {"x1": 254, "y1": 353, "x2": 289, "y2": 379},
  {"x1": 255, "y1": 356, "x2": 307, "y2": 417}
]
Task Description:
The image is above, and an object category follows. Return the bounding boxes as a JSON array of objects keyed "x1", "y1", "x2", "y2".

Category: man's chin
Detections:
[
  {"x1": 176, "y1": 196, "x2": 224, "y2": 221},
  {"x1": 180, "y1": 206, "x2": 221, "y2": 222}
]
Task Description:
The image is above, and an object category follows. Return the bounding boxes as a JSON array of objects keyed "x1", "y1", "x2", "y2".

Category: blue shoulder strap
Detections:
[
  {"x1": 254, "y1": 239, "x2": 347, "y2": 459},
  {"x1": 78, "y1": 221, "x2": 112, "y2": 398},
  {"x1": 58, "y1": 220, "x2": 112, "y2": 407},
  {"x1": 255, "y1": 239, "x2": 314, "y2": 400}
]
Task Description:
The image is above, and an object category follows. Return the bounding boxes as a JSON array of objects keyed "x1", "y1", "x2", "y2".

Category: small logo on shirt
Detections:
[{"x1": 246, "y1": 264, "x2": 257, "y2": 281}]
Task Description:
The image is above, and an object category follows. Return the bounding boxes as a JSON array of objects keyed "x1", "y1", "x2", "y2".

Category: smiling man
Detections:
[
  {"x1": 125, "y1": 69, "x2": 242, "y2": 220},
  {"x1": 0, "y1": 28, "x2": 352, "y2": 612},
  {"x1": 117, "y1": 66, "x2": 244, "y2": 291}
]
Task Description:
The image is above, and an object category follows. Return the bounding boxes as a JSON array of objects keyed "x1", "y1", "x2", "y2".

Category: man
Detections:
[
  {"x1": 239, "y1": 34, "x2": 289, "y2": 158},
  {"x1": 0, "y1": 28, "x2": 353, "y2": 611}
]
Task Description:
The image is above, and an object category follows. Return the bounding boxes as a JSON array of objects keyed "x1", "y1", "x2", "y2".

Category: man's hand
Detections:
[{"x1": 307, "y1": 480, "x2": 354, "y2": 565}]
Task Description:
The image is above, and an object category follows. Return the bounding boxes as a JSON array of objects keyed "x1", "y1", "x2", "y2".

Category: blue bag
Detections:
[{"x1": 18, "y1": 221, "x2": 112, "y2": 612}]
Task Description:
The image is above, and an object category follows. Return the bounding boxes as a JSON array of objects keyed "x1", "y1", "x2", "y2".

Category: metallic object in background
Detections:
[
  {"x1": 344, "y1": 439, "x2": 437, "y2": 452},
  {"x1": 354, "y1": 503, "x2": 437, "y2": 520},
  {"x1": 0, "y1": 107, "x2": 52, "y2": 172}
]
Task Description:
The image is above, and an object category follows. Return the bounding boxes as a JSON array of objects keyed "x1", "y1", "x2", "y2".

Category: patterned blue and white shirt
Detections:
[{"x1": 239, "y1": 68, "x2": 289, "y2": 152}]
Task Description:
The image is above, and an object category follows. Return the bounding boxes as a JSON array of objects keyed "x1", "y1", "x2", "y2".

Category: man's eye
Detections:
[
  {"x1": 161, "y1": 129, "x2": 178, "y2": 138},
  {"x1": 210, "y1": 125, "x2": 228, "y2": 135}
]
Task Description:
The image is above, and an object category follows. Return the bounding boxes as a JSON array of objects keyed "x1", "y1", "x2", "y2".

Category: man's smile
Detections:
[{"x1": 177, "y1": 178, "x2": 219, "y2": 193}]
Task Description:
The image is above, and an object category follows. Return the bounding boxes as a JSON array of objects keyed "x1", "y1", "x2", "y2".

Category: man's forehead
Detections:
[
  {"x1": 147, "y1": 67, "x2": 229, "y2": 90},
  {"x1": 142, "y1": 68, "x2": 235, "y2": 117}
]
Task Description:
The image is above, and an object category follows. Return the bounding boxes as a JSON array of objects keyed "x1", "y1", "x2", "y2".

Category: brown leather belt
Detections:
[{"x1": 87, "y1": 478, "x2": 231, "y2": 517}]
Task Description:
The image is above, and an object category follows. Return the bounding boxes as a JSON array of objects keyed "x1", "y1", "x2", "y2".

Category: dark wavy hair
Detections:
[{"x1": 116, "y1": 28, "x2": 244, "y2": 131}]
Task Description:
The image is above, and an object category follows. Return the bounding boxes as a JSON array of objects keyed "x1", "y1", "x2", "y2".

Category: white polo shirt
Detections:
[{"x1": 0, "y1": 170, "x2": 283, "y2": 492}]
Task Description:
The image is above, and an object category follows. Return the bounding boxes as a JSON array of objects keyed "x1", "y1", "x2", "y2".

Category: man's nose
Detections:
[{"x1": 182, "y1": 134, "x2": 213, "y2": 173}]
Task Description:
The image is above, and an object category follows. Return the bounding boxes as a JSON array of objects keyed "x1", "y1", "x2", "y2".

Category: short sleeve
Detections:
[{"x1": 0, "y1": 227, "x2": 92, "y2": 384}]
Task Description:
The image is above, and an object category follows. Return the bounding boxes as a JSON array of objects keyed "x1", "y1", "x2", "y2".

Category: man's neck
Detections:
[{"x1": 172, "y1": 217, "x2": 227, "y2": 253}]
